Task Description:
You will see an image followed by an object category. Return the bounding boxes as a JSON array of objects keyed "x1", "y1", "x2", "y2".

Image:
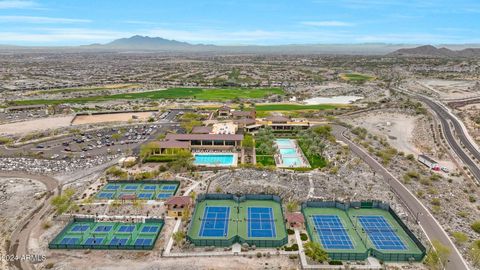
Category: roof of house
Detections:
[
  {"x1": 218, "y1": 105, "x2": 231, "y2": 111},
  {"x1": 165, "y1": 133, "x2": 244, "y2": 141},
  {"x1": 191, "y1": 126, "x2": 213, "y2": 134},
  {"x1": 285, "y1": 212, "x2": 305, "y2": 224},
  {"x1": 232, "y1": 110, "x2": 255, "y2": 117},
  {"x1": 266, "y1": 115, "x2": 290, "y2": 123},
  {"x1": 165, "y1": 196, "x2": 192, "y2": 206},
  {"x1": 234, "y1": 118, "x2": 256, "y2": 125},
  {"x1": 158, "y1": 140, "x2": 191, "y2": 149}
]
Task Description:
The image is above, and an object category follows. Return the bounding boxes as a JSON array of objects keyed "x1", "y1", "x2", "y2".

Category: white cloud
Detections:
[
  {"x1": 0, "y1": 0, "x2": 37, "y2": 9},
  {"x1": 301, "y1": 21, "x2": 355, "y2": 27},
  {"x1": 0, "y1": 28, "x2": 131, "y2": 43},
  {"x1": 0, "y1": 26, "x2": 477, "y2": 46},
  {"x1": 0, "y1": 16, "x2": 91, "y2": 24}
]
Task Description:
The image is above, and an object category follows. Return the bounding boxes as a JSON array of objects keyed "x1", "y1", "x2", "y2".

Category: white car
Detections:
[{"x1": 441, "y1": 167, "x2": 449, "y2": 173}]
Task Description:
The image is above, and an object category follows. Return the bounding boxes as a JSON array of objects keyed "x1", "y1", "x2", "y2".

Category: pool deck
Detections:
[{"x1": 274, "y1": 139, "x2": 310, "y2": 168}]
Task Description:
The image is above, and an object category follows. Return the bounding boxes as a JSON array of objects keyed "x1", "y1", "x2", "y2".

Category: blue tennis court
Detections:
[
  {"x1": 247, "y1": 207, "x2": 276, "y2": 238},
  {"x1": 198, "y1": 206, "x2": 230, "y2": 237},
  {"x1": 60, "y1": 237, "x2": 80, "y2": 245},
  {"x1": 358, "y1": 216, "x2": 406, "y2": 250},
  {"x1": 94, "y1": 225, "x2": 112, "y2": 232},
  {"x1": 117, "y1": 225, "x2": 135, "y2": 233},
  {"x1": 143, "y1": 185, "x2": 157, "y2": 191},
  {"x1": 135, "y1": 238, "x2": 153, "y2": 246},
  {"x1": 137, "y1": 192, "x2": 154, "y2": 199},
  {"x1": 105, "y1": 184, "x2": 120, "y2": 190},
  {"x1": 85, "y1": 237, "x2": 104, "y2": 245},
  {"x1": 123, "y1": 185, "x2": 139, "y2": 190},
  {"x1": 161, "y1": 185, "x2": 177, "y2": 191},
  {"x1": 71, "y1": 224, "x2": 89, "y2": 232},
  {"x1": 312, "y1": 215, "x2": 354, "y2": 250},
  {"x1": 141, "y1": 225, "x2": 159, "y2": 233},
  {"x1": 110, "y1": 237, "x2": 129, "y2": 246},
  {"x1": 97, "y1": 192, "x2": 114, "y2": 199},
  {"x1": 157, "y1": 193, "x2": 172, "y2": 199}
]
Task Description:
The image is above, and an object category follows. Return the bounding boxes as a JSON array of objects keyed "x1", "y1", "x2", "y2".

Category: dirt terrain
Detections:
[
  {"x1": 72, "y1": 112, "x2": 155, "y2": 125},
  {"x1": 346, "y1": 110, "x2": 457, "y2": 172},
  {"x1": 0, "y1": 116, "x2": 74, "y2": 136},
  {"x1": 0, "y1": 177, "x2": 47, "y2": 270},
  {"x1": 414, "y1": 79, "x2": 480, "y2": 100}
]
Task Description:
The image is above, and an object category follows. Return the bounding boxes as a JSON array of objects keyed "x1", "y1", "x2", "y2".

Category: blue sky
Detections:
[{"x1": 0, "y1": 0, "x2": 479, "y2": 45}]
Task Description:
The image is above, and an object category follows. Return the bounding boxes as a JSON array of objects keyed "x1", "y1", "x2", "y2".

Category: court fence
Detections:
[
  {"x1": 48, "y1": 217, "x2": 164, "y2": 250},
  {"x1": 301, "y1": 200, "x2": 426, "y2": 262},
  {"x1": 187, "y1": 194, "x2": 288, "y2": 248}
]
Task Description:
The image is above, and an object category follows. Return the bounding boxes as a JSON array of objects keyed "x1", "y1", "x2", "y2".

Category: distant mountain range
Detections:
[
  {"x1": 389, "y1": 45, "x2": 480, "y2": 57},
  {"x1": 91, "y1": 35, "x2": 194, "y2": 49},
  {"x1": 2, "y1": 36, "x2": 480, "y2": 56}
]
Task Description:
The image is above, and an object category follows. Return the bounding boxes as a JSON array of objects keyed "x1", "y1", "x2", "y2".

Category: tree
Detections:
[
  {"x1": 424, "y1": 240, "x2": 451, "y2": 270},
  {"x1": 242, "y1": 134, "x2": 255, "y2": 149},
  {"x1": 286, "y1": 201, "x2": 298, "y2": 213},
  {"x1": 471, "y1": 220, "x2": 480, "y2": 234},
  {"x1": 51, "y1": 188, "x2": 76, "y2": 214},
  {"x1": 181, "y1": 120, "x2": 202, "y2": 133},
  {"x1": 452, "y1": 231, "x2": 469, "y2": 245},
  {"x1": 470, "y1": 240, "x2": 480, "y2": 267},
  {"x1": 304, "y1": 241, "x2": 329, "y2": 262},
  {"x1": 189, "y1": 191, "x2": 197, "y2": 201},
  {"x1": 168, "y1": 150, "x2": 194, "y2": 172},
  {"x1": 140, "y1": 141, "x2": 160, "y2": 159},
  {"x1": 172, "y1": 231, "x2": 186, "y2": 247},
  {"x1": 111, "y1": 133, "x2": 122, "y2": 141},
  {"x1": 181, "y1": 207, "x2": 191, "y2": 222}
]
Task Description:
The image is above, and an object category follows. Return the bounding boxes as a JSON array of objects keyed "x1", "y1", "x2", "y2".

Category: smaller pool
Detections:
[
  {"x1": 194, "y1": 153, "x2": 236, "y2": 166},
  {"x1": 276, "y1": 139, "x2": 293, "y2": 147},
  {"x1": 282, "y1": 157, "x2": 302, "y2": 167},
  {"x1": 280, "y1": 148, "x2": 296, "y2": 155}
]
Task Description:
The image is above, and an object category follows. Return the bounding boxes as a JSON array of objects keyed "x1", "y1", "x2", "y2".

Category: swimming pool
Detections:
[
  {"x1": 280, "y1": 148, "x2": 296, "y2": 155},
  {"x1": 194, "y1": 153, "x2": 236, "y2": 167},
  {"x1": 274, "y1": 139, "x2": 309, "y2": 168},
  {"x1": 282, "y1": 157, "x2": 303, "y2": 167},
  {"x1": 276, "y1": 139, "x2": 294, "y2": 147}
]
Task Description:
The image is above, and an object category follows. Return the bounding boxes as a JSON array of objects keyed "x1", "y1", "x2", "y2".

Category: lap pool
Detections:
[
  {"x1": 274, "y1": 139, "x2": 309, "y2": 168},
  {"x1": 194, "y1": 153, "x2": 237, "y2": 167}
]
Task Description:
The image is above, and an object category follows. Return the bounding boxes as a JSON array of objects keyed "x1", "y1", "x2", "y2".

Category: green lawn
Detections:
[
  {"x1": 12, "y1": 87, "x2": 284, "y2": 105},
  {"x1": 298, "y1": 141, "x2": 328, "y2": 168},
  {"x1": 34, "y1": 84, "x2": 140, "y2": 95},
  {"x1": 255, "y1": 104, "x2": 341, "y2": 111},
  {"x1": 256, "y1": 155, "x2": 275, "y2": 166},
  {"x1": 340, "y1": 73, "x2": 375, "y2": 82}
]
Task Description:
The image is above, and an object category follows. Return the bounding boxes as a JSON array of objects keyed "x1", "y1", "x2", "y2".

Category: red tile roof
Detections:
[
  {"x1": 286, "y1": 212, "x2": 305, "y2": 224},
  {"x1": 159, "y1": 140, "x2": 191, "y2": 149},
  {"x1": 165, "y1": 196, "x2": 192, "y2": 206},
  {"x1": 191, "y1": 126, "x2": 213, "y2": 134},
  {"x1": 165, "y1": 133, "x2": 243, "y2": 141}
]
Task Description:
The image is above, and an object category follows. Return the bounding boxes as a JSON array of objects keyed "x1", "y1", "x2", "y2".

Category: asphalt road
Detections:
[
  {"x1": 397, "y1": 88, "x2": 480, "y2": 183},
  {"x1": 332, "y1": 125, "x2": 470, "y2": 270}
]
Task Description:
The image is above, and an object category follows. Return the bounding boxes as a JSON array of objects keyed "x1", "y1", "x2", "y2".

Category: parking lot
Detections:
[{"x1": 1, "y1": 122, "x2": 180, "y2": 159}]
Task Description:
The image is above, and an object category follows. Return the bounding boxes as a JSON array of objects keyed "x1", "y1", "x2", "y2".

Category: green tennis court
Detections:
[
  {"x1": 187, "y1": 195, "x2": 288, "y2": 247},
  {"x1": 302, "y1": 201, "x2": 426, "y2": 262},
  {"x1": 49, "y1": 218, "x2": 164, "y2": 250},
  {"x1": 95, "y1": 180, "x2": 179, "y2": 200}
]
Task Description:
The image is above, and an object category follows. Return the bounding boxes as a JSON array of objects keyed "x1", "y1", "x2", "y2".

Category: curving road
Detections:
[
  {"x1": 0, "y1": 172, "x2": 59, "y2": 270},
  {"x1": 397, "y1": 87, "x2": 480, "y2": 183},
  {"x1": 332, "y1": 125, "x2": 470, "y2": 270}
]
